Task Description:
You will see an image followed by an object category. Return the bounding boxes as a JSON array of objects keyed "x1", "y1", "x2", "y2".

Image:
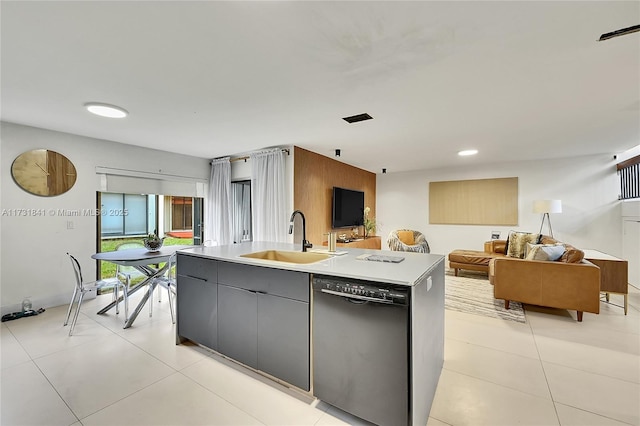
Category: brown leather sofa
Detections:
[
  {"x1": 448, "y1": 241, "x2": 507, "y2": 276},
  {"x1": 487, "y1": 236, "x2": 600, "y2": 322}
]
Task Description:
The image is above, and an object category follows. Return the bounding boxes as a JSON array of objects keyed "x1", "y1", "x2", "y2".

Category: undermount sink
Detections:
[{"x1": 240, "y1": 250, "x2": 330, "y2": 264}]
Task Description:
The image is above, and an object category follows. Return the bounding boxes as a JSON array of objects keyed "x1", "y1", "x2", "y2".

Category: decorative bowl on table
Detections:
[{"x1": 143, "y1": 235, "x2": 165, "y2": 252}]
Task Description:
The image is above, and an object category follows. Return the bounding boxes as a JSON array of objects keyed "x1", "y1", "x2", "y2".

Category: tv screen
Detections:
[{"x1": 332, "y1": 187, "x2": 364, "y2": 228}]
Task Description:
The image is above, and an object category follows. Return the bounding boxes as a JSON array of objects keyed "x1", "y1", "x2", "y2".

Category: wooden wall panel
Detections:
[
  {"x1": 293, "y1": 147, "x2": 376, "y2": 245},
  {"x1": 429, "y1": 177, "x2": 518, "y2": 225}
]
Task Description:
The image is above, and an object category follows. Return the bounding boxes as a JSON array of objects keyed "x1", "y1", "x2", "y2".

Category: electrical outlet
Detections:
[{"x1": 66, "y1": 221, "x2": 74, "y2": 229}]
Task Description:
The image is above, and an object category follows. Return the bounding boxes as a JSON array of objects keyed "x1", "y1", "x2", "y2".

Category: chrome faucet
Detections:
[{"x1": 289, "y1": 210, "x2": 313, "y2": 252}]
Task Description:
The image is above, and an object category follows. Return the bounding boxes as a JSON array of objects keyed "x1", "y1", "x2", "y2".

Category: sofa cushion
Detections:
[
  {"x1": 539, "y1": 235, "x2": 584, "y2": 263},
  {"x1": 397, "y1": 230, "x2": 415, "y2": 245},
  {"x1": 525, "y1": 243, "x2": 566, "y2": 261},
  {"x1": 506, "y1": 232, "x2": 541, "y2": 258},
  {"x1": 449, "y1": 250, "x2": 500, "y2": 267}
]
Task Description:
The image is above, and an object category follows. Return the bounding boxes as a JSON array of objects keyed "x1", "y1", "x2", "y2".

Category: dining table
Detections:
[{"x1": 91, "y1": 244, "x2": 193, "y2": 328}]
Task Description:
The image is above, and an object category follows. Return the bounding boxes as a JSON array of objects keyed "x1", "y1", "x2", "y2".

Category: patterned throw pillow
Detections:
[
  {"x1": 525, "y1": 243, "x2": 566, "y2": 261},
  {"x1": 506, "y1": 232, "x2": 541, "y2": 258}
]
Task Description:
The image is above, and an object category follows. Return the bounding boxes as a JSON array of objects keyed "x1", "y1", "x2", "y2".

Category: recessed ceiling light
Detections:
[
  {"x1": 84, "y1": 102, "x2": 128, "y2": 118},
  {"x1": 458, "y1": 149, "x2": 478, "y2": 156}
]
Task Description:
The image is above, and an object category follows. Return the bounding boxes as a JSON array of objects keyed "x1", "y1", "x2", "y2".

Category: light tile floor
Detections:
[{"x1": 1, "y1": 283, "x2": 639, "y2": 426}]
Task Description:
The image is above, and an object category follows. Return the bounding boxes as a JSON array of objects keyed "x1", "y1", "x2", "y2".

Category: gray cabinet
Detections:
[
  {"x1": 176, "y1": 254, "x2": 218, "y2": 350},
  {"x1": 217, "y1": 284, "x2": 258, "y2": 369},
  {"x1": 257, "y1": 293, "x2": 309, "y2": 390},
  {"x1": 217, "y1": 261, "x2": 310, "y2": 390}
]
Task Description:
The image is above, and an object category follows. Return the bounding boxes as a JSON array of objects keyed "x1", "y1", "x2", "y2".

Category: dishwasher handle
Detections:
[{"x1": 319, "y1": 288, "x2": 395, "y2": 304}]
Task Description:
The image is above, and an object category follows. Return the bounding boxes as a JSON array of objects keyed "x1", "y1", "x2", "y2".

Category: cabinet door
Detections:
[
  {"x1": 258, "y1": 293, "x2": 309, "y2": 390},
  {"x1": 218, "y1": 262, "x2": 309, "y2": 302},
  {"x1": 177, "y1": 275, "x2": 217, "y2": 350},
  {"x1": 217, "y1": 284, "x2": 258, "y2": 369},
  {"x1": 177, "y1": 253, "x2": 217, "y2": 282}
]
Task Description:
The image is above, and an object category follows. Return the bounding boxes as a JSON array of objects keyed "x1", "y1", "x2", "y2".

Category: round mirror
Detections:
[{"x1": 11, "y1": 149, "x2": 77, "y2": 196}]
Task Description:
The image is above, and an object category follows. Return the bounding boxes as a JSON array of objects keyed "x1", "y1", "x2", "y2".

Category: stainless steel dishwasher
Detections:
[{"x1": 312, "y1": 275, "x2": 410, "y2": 426}]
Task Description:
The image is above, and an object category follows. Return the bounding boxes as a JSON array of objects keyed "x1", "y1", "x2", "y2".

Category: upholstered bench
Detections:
[{"x1": 448, "y1": 249, "x2": 501, "y2": 276}]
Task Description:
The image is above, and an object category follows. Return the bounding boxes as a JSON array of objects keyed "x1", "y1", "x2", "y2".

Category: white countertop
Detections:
[{"x1": 178, "y1": 241, "x2": 445, "y2": 286}]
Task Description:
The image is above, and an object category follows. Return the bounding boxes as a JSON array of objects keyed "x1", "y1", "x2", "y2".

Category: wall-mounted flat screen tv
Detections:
[{"x1": 332, "y1": 186, "x2": 364, "y2": 228}]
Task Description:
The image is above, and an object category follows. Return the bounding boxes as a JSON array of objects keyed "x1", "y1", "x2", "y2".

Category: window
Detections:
[
  {"x1": 618, "y1": 155, "x2": 640, "y2": 200},
  {"x1": 100, "y1": 193, "x2": 154, "y2": 236},
  {"x1": 170, "y1": 196, "x2": 193, "y2": 231},
  {"x1": 232, "y1": 180, "x2": 252, "y2": 243}
]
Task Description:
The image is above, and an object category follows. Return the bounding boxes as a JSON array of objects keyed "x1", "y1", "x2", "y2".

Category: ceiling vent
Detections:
[
  {"x1": 598, "y1": 24, "x2": 640, "y2": 41},
  {"x1": 342, "y1": 113, "x2": 373, "y2": 123}
]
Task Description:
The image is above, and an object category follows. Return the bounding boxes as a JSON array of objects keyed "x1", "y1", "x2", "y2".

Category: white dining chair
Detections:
[
  {"x1": 149, "y1": 252, "x2": 177, "y2": 323},
  {"x1": 64, "y1": 253, "x2": 129, "y2": 336}
]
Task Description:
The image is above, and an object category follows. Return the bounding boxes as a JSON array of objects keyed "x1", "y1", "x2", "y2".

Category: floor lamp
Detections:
[{"x1": 533, "y1": 200, "x2": 562, "y2": 238}]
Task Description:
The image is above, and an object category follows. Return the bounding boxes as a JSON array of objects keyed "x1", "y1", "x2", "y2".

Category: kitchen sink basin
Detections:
[{"x1": 240, "y1": 250, "x2": 330, "y2": 264}]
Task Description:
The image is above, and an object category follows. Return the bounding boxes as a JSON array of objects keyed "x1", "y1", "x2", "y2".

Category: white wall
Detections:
[
  {"x1": 0, "y1": 122, "x2": 211, "y2": 314},
  {"x1": 376, "y1": 154, "x2": 622, "y2": 258}
]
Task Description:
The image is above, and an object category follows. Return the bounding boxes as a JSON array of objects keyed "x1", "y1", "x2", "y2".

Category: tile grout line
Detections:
[
  {"x1": 528, "y1": 315, "x2": 562, "y2": 425},
  {"x1": 527, "y1": 309, "x2": 639, "y2": 426},
  {"x1": 87, "y1": 308, "x2": 269, "y2": 424},
  {"x1": 75, "y1": 372, "x2": 182, "y2": 423},
  {"x1": 445, "y1": 334, "x2": 543, "y2": 361},
  {"x1": 439, "y1": 364, "x2": 557, "y2": 404},
  {"x1": 30, "y1": 355, "x2": 81, "y2": 425},
  {"x1": 19, "y1": 311, "x2": 121, "y2": 424},
  {"x1": 175, "y1": 367, "x2": 268, "y2": 426}
]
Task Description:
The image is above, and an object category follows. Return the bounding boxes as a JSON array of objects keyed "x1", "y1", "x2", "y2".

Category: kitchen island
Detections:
[{"x1": 176, "y1": 241, "x2": 444, "y2": 426}]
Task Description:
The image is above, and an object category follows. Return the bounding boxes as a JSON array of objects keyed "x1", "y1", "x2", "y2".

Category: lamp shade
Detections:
[{"x1": 533, "y1": 199, "x2": 562, "y2": 214}]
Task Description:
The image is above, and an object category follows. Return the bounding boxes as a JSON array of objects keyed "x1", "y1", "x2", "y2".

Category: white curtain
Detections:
[
  {"x1": 251, "y1": 149, "x2": 287, "y2": 242},
  {"x1": 205, "y1": 157, "x2": 232, "y2": 246}
]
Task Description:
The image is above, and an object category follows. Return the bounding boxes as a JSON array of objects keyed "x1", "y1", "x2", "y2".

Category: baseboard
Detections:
[{"x1": 0, "y1": 291, "x2": 80, "y2": 316}]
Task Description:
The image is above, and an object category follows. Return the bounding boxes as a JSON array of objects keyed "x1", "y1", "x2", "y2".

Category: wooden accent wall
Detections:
[
  {"x1": 429, "y1": 177, "x2": 518, "y2": 225},
  {"x1": 293, "y1": 147, "x2": 376, "y2": 245}
]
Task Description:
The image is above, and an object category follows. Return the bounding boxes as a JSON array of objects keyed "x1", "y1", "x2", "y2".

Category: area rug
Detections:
[{"x1": 445, "y1": 270, "x2": 526, "y2": 323}]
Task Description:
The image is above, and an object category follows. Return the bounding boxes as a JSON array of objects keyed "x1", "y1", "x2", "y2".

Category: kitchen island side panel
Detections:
[{"x1": 411, "y1": 258, "x2": 445, "y2": 426}]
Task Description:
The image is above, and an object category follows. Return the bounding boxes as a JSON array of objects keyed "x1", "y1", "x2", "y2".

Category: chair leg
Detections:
[
  {"x1": 504, "y1": 300, "x2": 510, "y2": 310},
  {"x1": 167, "y1": 288, "x2": 175, "y2": 324},
  {"x1": 148, "y1": 283, "x2": 154, "y2": 318},
  {"x1": 577, "y1": 311, "x2": 583, "y2": 322},
  {"x1": 122, "y1": 284, "x2": 129, "y2": 323},
  {"x1": 64, "y1": 287, "x2": 79, "y2": 326},
  {"x1": 114, "y1": 284, "x2": 120, "y2": 315},
  {"x1": 69, "y1": 292, "x2": 85, "y2": 336}
]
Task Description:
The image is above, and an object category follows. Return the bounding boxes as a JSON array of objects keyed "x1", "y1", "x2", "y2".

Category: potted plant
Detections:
[
  {"x1": 143, "y1": 232, "x2": 165, "y2": 252},
  {"x1": 363, "y1": 207, "x2": 377, "y2": 238}
]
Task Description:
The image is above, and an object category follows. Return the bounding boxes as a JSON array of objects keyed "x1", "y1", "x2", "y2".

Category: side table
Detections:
[
  {"x1": 322, "y1": 236, "x2": 382, "y2": 250},
  {"x1": 583, "y1": 249, "x2": 629, "y2": 315}
]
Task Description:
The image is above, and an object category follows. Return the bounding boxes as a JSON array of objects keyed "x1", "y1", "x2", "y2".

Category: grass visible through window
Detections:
[{"x1": 99, "y1": 237, "x2": 192, "y2": 280}]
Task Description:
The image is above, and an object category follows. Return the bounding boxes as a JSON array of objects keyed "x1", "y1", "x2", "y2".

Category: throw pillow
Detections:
[
  {"x1": 504, "y1": 231, "x2": 541, "y2": 257},
  {"x1": 506, "y1": 232, "x2": 541, "y2": 258},
  {"x1": 397, "y1": 230, "x2": 415, "y2": 245},
  {"x1": 560, "y1": 245, "x2": 585, "y2": 263},
  {"x1": 525, "y1": 243, "x2": 566, "y2": 261}
]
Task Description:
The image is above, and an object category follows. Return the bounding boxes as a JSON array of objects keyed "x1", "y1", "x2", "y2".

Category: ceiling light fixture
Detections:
[
  {"x1": 598, "y1": 24, "x2": 640, "y2": 41},
  {"x1": 458, "y1": 149, "x2": 478, "y2": 156},
  {"x1": 342, "y1": 113, "x2": 373, "y2": 123},
  {"x1": 84, "y1": 102, "x2": 128, "y2": 118}
]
